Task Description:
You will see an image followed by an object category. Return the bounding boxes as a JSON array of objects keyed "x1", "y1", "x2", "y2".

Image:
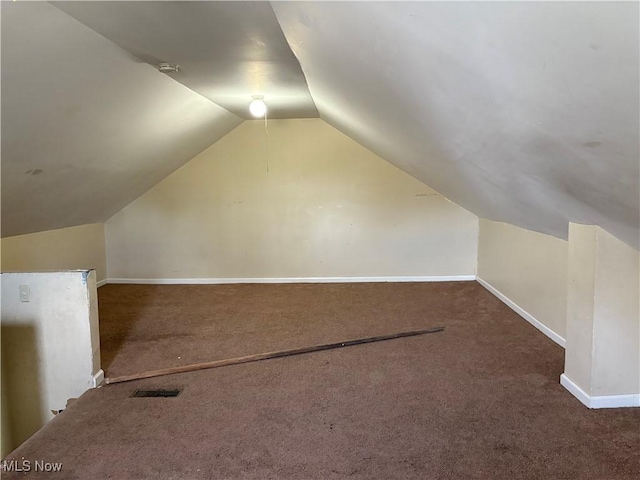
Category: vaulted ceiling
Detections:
[
  {"x1": 2, "y1": 1, "x2": 638, "y2": 249},
  {"x1": 54, "y1": 1, "x2": 318, "y2": 119},
  {"x1": 1, "y1": 1, "x2": 241, "y2": 236}
]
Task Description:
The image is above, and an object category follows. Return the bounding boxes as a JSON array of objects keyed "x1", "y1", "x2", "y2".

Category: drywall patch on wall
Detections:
[
  {"x1": 1, "y1": 271, "x2": 101, "y2": 452},
  {"x1": 1, "y1": 224, "x2": 107, "y2": 283},
  {"x1": 477, "y1": 219, "x2": 568, "y2": 340},
  {"x1": 106, "y1": 119, "x2": 478, "y2": 279}
]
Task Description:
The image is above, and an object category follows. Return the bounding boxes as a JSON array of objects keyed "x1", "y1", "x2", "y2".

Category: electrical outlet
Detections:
[{"x1": 19, "y1": 285, "x2": 30, "y2": 302}]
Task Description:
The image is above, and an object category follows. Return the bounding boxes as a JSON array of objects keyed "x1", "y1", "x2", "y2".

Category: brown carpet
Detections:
[
  {"x1": 98, "y1": 282, "x2": 489, "y2": 379},
  {"x1": 3, "y1": 282, "x2": 639, "y2": 479}
]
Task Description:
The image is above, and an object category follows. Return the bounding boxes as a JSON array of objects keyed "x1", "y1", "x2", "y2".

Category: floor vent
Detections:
[{"x1": 130, "y1": 389, "x2": 182, "y2": 398}]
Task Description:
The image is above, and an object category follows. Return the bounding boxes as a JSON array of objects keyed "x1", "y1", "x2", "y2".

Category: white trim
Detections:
[
  {"x1": 591, "y1": 394, "x2": 640, "y2": 409},
  {"x1": 90, "y1": 369, "x2": 105, "y2": 388},
  {"x1": 476, "y1": 276, "x2": 566, "y2": 348},
  {"x1": 559, "y1": 374, "x2": 591, "y2": 407},
  {"x1": 96, "y1": 279, "x2": 108, "y2": 288},
  {"x1": 560, "y1": 374, "x2": 640, "y2": 409},
  {"x1": 106, "y1": 275, "x2": 476, "y2": 285}
]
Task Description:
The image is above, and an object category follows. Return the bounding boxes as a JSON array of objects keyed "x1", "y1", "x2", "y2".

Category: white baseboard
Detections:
[
  {"x1": 476, "y1": 276, "x2": 566, "y2": 348},
  {"x1": 96, "y1": 279, "x2": 108, "y2": 288},
  {"x1": 90, "y1": 369, "x2": 105, "y2": 388},
  {"x1": 560, "y1": 374, "x2": 640, "y2": 409},
  {"x1": 560, "y1": 374, "x2": 591, "y2": 407},
  {"x1": 106, "y1": 275, "x2": 476, "y2": 285}
]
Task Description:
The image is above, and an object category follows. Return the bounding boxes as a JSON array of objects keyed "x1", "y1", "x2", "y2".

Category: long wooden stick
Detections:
[{"x1": 106, "y1": 326, "x2": 445, "y2": 385}]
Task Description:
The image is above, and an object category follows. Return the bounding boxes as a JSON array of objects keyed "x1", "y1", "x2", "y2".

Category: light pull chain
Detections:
[{"x1": 264, "y1": 111, "x2": 269, "y2": 173}]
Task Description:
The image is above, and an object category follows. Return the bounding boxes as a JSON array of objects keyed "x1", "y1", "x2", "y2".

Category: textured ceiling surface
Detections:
[
  {"x1": 273, "y1": 1, "x2": 639, "y2": 249},
  {"x1": 53, "y1": 1, "x2": 318, "y2": 119},
  {"x1": 2, "y1": 1, "x2": 639, "y2": 249}
]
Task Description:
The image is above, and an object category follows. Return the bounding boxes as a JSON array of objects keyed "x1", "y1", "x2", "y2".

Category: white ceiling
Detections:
[
  {"x1": 1, "y1": 1, "x2": 241, "y2": 236},
  {"x1": 53, "y1": 1, "x2": 318, "y2": 119},
  {"x1": 2, "y1": 1, "x2": 639, "y2": 249},
  {"x1": 273, "y1": 1, "x2": 639, "y2": 249}
]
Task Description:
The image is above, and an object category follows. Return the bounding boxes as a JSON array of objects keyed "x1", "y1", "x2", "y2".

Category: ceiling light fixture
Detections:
[{"x1": 249, "y1": 96, "x2": 267, "y2": 118}]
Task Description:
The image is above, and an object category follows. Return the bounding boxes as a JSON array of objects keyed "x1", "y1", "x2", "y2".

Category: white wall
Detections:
[
  {"x1": 106, "y1": 119, "x2": 478, "y2": 280},
  {"x1": 477, "y1": 219, "x2": 568, "y2": 344},
  {"x1": 476, "y1": 219, "x2": 639, "y2": 407},
  {"x1": 591, "y1": 228, "x2": 639, "y2": 397},
  {"x1": 564, "y1": 224, "x2": 597, "y2": 392},
  {"x1": 1, "y1": 224, "x2": 107, "y2": 283},
  {"x1": 564, "y1": 224, "x2": 639, "y2": 405},
  {"x1": 1, "y1": 271, "x2": 101, "y2": 453}
]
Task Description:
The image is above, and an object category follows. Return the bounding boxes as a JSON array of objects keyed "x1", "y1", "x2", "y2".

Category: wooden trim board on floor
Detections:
[
  {"x1": 106, "y1": 327, "x2": 445, "y2": 384},
  {"x1": 105, "y1": 276, "x2": 476, "y2": 285},
  {"x1": 91, "y1": 369, "x2": 105, "y2": 388}
]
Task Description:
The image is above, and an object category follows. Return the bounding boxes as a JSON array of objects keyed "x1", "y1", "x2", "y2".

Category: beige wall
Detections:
[
  {"x1": 477, "y1": 219, "x2": 568, "y2": 342},
  {"x1": 478, "y1": 219, "x2": 639, "y2": 405},
  {"x1": 106, "y1": 119, "x2": 478, "y2": 280},
  {"x1": 1, "y1": 225, "x2": 106, "y2": 455},
  {"x1": 1, "y1": 271, "x2": 101, "y2": 454},
  {"x1": 564, "y1": 224, "x2": 597, "y2": 392},
  {"x1": 565, "y1": 224, "x2": 640, "y2": 398},
  {"x1": 1, "y1": 361, "x2": 12, "y2": 458},
  {"x1": 1, "y1": 224, "x2": 107, "y2": 283},
  {"x1": 592, "y1": 228, "x2": 639, "y2": 396},
  {"x1": 0, "y1": 238, "x2": 11, "y2": 458}
]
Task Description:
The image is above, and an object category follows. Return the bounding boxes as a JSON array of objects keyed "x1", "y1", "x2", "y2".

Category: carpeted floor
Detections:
[
  {"x1": 98, "y1": 282, "x2": 495, "y2": 379},
  {"x1": 3, "y1": 282, "x2": 639, "y2": 479}
]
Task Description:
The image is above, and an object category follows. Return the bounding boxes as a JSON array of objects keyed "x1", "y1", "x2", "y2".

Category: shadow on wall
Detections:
[{"x1": 1, "y1": 324, "x2": 43, "y2": 455}]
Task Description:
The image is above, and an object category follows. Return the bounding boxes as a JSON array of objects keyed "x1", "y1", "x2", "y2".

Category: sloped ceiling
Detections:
[
  {"x1": 2, "y1": 1, "x2": 639, "y2": 250},
  {"x1": 272, "y1": 1, "x2": 640, "y2": 249},
  {"x1": 53, "y1": 1, "x2": 318, "y2": 119},
  {"x1": 1, "y1": 1, "x2": 241, "y2": 237}
]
